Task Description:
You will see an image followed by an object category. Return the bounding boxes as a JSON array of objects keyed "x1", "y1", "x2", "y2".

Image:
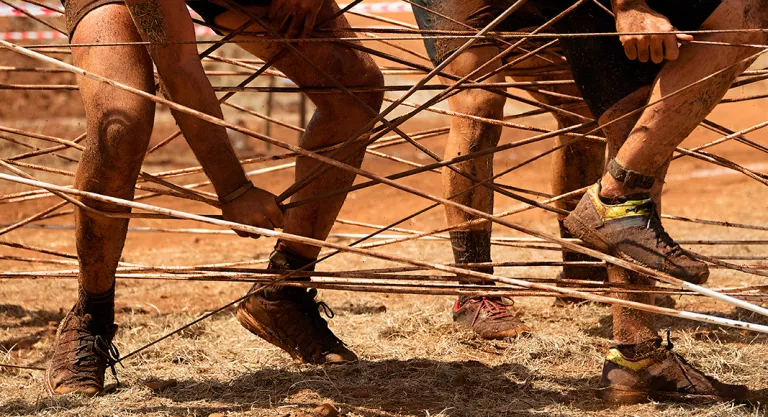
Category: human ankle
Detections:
[
  {"x1": 598, "y1": 177, "x2": 651, "y2": 204},
  {"x1": 449, "y1": 230, "x2": 493, "y2": 284},
  {"x1": 276, "y1": 241, "x2": 319, "y2": 263},
  {"x1": 599, "y1": 175, "x2": 632, "y2": 198},
  {"x1": 75, "y1": 283, "x2": 115, "y2": 331},
  {"x1": 615, "y1": 336, "x2": 662, "y2": 360},
  {"x1": 271, "y1": 241, "x2": 317, "y2": 273},
  {"x1": 600, "y1": 159, "x2": 655, "y2": 201},
  {"x1": 262, "y1": 242, "x2": 317, "y2": 300}
]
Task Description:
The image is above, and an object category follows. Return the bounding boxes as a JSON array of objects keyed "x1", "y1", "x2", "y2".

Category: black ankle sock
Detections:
[
  {"x1": 75, "y1": 284, "x2": 115, "y2": 331},
  {"x1": 615, "y1": 336, "x2": 662, "y2": 360},
  {"x1": 449, "y1": 230, "x2": 493, "y2": 286}
]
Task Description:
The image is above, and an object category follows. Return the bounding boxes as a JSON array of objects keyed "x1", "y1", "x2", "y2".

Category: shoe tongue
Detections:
[
  {"x1": 270, "y1": 244, "x2": 316, "y2": 272},
  {"x1": 66, "y1": 307, "x2": 92, "y2": 329},
  {"x1": 262, "y1": 285, "x2": 306, "y2": 301}
]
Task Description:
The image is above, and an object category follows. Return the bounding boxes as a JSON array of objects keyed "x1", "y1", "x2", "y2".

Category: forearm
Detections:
[
  {"x1": 162, "y1": 71, "x2": 250, "y2": 198},
  {"x1": 125, "y1": 0, "x2": 249, "y2": 197}
]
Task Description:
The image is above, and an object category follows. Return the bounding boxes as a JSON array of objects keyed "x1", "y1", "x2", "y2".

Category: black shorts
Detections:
[
  {"x1": 186, "y1": 0, "x2": 270, "y2": 25},
  {"x1": 411, "y1": 0, "x2": 722, "y2": 117}
]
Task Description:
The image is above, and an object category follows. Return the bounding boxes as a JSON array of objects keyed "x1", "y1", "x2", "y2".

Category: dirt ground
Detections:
[{"x1": 1, "y1": 3, "x2": 768, "y2": 417}]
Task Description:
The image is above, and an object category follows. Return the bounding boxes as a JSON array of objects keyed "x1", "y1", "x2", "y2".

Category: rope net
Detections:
[{"x1": 0, "y1": 0, "x2": 766, "y2": 369}]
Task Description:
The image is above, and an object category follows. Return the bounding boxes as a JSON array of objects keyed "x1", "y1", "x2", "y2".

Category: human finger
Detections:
[
  {"x1": 300, "y1": 7, "x2": 319, "y2": 38},
  {"x1": 663, "y1": 35, "x2": 680, "y2": 60},
  {"x1": 622, "y1": 38, "x2": 638, "y2": 60},
  {"x1": 285, "y1": 13, "x2": 304, "y2": 39},
  {"x1": 650, "y1": 35, "x2": 665, "y2": 64},
  {"x1": 270, "y1": 8, "x2": 291, "y2": 36},
  {"x1": 636, "y1": 37, "x2": 650, "y2": 63},
  {"x1": 266, "y1": 199, "x2": 284, "y2": 229}
]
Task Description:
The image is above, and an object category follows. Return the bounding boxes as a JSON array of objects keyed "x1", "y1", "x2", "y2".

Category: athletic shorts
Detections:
[
  {"x1": 411, "y1": 0, "x2": 722, "y2": 117},
  {"x1": 61, "y1": 0, "x2": 124, "y2": 37},
  {"x1": 62, "y1": 1, "x2": 270, "y2": 38},
  {"x1": 186, "y1": 0, "x2": 270, "y2": 25}
]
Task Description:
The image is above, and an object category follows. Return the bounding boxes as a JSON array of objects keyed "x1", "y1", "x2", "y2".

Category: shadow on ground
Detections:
[{"x1": 136, "y1": 359, "x2": 604, "y2": 416}]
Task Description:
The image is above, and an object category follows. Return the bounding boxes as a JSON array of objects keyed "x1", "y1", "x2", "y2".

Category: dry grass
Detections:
[{"x1": 2, "y1": 233, "x2": 768, "y2": 416}]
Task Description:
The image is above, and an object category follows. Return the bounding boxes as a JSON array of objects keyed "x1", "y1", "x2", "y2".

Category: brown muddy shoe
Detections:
[
  {"x1": 236, "y1": 250, "x2": 357, "y2": 365},
  {"x1": 45, "y1": 308, "x2": 119, "y2": 397},
  {"x1": 237, "y1": 287, "x2": 357, "y2": 365},
  {"x1": 563, "y1": 183, "x2": 709, "y2": 284},
  {"x1": 599, "y1": 336, "x2": 749, "y2": 404},
  {"x1": 453, "y1": 297, "x2": 531, "y2": 340}
]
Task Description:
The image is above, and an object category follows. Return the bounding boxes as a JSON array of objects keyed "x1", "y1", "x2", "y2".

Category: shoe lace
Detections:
[
  {"x1": 65, "y1": 322, "x2": 121, "y2": 386},
  {"x1": 300, "y1": 290, "x2": 345, "y2": 353},
  {"x1": 642, "y1": 204, "x2": 681, "y2": 254},
  {"x1": 469, "y1": 297, "x2": 513, "y2": 326}
]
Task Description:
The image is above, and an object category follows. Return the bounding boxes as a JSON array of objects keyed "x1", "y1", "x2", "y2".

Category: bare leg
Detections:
[
  {"x1": 441, "y1": 46, "x2": 505, "y2": 233},
  {"x1": 592, "y1": 89, "x2": 749, "y2": 404},
  {"x1": 439, "y1": 46, "x2": 535, "y2": 339},
  {"x1": 214, "y1": 3, "x2": 384, "y2": 260},
  {"x1": 601, "y1": 0, "x2": 767, "y2": 198},
  {"x1": 73, "y1": 5, "x2": 155, "y2": 303},
  {"x1": 215, "y1": 3, "x2": 382, "y2": 365},
  {"x1": 47, "y1": 3, "x2": 155, "y2": 396},
  {"x1": 598, "y1": 87, "x2": 659, "y2": 345}
]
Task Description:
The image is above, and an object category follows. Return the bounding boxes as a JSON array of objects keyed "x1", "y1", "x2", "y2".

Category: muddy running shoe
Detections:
[
  {"x1": 563, "y1": 183, "x2": 709, "y2": 284},
  {"x1": 45, "y1": 308, "x2": 119, "y2": 397},
  {"x1": 236, "y1": 250, "x2": 357, "y2": 365},
  {"x1": 453, "y1": 297, "x2": 531, "y2": 340},
  {"x1": 599, "y1": 335, "x2": 749, "y2": 404}
]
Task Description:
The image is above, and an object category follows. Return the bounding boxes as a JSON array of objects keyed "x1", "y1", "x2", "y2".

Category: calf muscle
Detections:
[{"x1": 71, "y1": 5, "x2": 155, "y2": 293}]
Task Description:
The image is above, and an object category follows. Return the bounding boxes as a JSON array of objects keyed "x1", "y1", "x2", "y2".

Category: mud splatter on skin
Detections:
[{"x1": 126, "y1": 0, "x2": 168, "y2": 47}]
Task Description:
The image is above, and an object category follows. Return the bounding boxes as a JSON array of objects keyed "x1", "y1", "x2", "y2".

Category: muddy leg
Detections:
[
  {"x1": 214, "y1": 3, "x2": 384, "y2": 260},
  {"x1": 72, "y1": 4, "x2": 155, "y2": 325},
  {"x1": 46, "y1": 3, "x2": 154, "y2": 396}
]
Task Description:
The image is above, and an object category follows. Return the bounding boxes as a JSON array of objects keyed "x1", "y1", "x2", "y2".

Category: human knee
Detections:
[
  {"x1": 317, "y1": 56, "x2": 384, "y2": 118},
  {"x1": 446, "y1": 89, "x2": 505, "y2": 151},
  {"x1": 353, "y1": 57, "x2": 385, "y2": 112},
  {"x1": 452, "y1": 88, "x2": 506, "y2": 122},
  {"x1": 304, "y1": 68, "x2": 383, "y2": 150},
  {"x1": 88, "y1": 108, "x2": 153, "y2": 178},
  {"x1": 704, "y1": 0, "x2": 768, "y2": 44}
]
